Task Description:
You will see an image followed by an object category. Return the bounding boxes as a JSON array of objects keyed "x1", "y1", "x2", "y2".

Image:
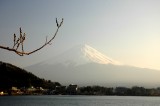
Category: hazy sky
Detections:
[{"x1": 0, "y1": 0, "x2": 160, "y2": 70}]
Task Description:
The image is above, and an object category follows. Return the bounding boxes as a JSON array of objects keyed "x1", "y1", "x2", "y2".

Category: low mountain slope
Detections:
[{"x1": 26, "y1": 62, "x2": 160, "y2": 87}]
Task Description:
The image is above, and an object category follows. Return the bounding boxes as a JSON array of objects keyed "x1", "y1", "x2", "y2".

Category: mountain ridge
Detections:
[{"x1": 25, "y1": 44, "x2": 160, "y2": 87}]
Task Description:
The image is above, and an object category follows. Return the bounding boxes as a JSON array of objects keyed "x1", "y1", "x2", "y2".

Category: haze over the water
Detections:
[{"x1": 0, "y1": 0, "x2": 160, "y2": 70}]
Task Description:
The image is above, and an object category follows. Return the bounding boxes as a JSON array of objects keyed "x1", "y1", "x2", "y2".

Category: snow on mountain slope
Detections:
[
  {"x1": 83, "y1": 44, "x2": 121, "y2": 65},
  {"x1": 40, "y1": 44, "x2": 121, "y2": 66}
]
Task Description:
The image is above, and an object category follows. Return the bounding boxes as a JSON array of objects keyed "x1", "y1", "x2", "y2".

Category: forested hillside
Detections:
[{"x1": 0, "y1": 61, "x2": 61, "y2": 91}]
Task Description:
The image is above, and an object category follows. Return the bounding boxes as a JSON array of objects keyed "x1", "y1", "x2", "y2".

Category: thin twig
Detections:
[{"x1": 0, "y1": 18, "x2": 63, "y2": 56}]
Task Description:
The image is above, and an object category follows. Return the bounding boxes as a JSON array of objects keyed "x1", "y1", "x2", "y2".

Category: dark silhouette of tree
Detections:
[{"x1": 0, "y1": 18, "x2": 63, "y2": 56}]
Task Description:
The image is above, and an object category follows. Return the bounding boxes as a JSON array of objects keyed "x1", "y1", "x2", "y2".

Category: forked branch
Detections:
[{"x1": 0, "y1": 18, "x2": 63, "y2": 56}]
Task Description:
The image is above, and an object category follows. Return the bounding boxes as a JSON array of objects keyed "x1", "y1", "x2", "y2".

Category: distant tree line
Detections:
[
  {"x1": 77, "y1": 86, "x2": 160, "y2": 96},
  {"x1": 44, "y1": 85, "x2": 160, "y2": 96}
]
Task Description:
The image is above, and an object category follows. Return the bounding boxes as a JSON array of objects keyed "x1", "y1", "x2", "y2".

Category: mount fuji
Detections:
[{"x1": 25, "y1": 44, "x2": 160, "y2": 87}]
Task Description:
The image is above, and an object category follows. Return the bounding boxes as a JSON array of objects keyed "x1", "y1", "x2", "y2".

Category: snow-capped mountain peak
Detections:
[{"x1": 41, "y1": 44, "x2": 121, "y2": 66}]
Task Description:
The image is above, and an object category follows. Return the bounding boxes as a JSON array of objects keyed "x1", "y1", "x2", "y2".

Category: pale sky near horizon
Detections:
[{"x1": 0, "y1": 0, "x2": 160, "y2": 70}]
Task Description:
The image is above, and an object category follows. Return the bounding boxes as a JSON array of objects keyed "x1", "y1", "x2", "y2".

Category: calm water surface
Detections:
[{"x1": 0, "y1": 95, "x2": 160, "y2": 106}]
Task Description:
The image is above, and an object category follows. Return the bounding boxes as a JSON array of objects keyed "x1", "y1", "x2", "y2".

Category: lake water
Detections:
[{"x1": 1, "y1": 95, "x2": 160, "y2": 106}]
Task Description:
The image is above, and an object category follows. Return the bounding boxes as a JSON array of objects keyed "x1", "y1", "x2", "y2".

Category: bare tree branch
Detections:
[{"x1": 0, "y1": 18, "x2": 63, "y2": 56}]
